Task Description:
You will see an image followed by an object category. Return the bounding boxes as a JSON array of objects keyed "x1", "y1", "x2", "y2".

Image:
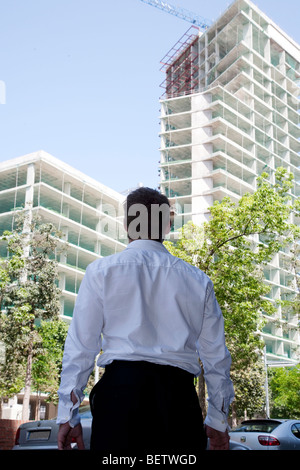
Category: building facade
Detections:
[
  {"x1": 159, "y1": 0, "x2": 300, "y2": 364},
  {"x1": 0, "y1": 150, "x2": 127, "y2": 322}
]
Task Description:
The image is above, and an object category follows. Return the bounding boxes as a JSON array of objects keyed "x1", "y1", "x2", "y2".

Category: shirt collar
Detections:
[{"x1": 125, "y1": 239, "x2": 169, "y2": 254}]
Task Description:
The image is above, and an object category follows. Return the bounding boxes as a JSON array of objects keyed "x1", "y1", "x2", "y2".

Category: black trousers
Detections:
[{"x1": 89, "y1": 360, "x2": 207, "y2": 453}]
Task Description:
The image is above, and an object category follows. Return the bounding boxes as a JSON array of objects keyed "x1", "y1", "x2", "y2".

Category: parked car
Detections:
[
  {"x1": 13, "y1": 405, "x2": 250, "y2": 450},
  {"x1": 13, "y1": 405, "x2": 92, "y2": 450},
  {"x1": 229, "y1": 419, "x2": 300, "y2": 450}
]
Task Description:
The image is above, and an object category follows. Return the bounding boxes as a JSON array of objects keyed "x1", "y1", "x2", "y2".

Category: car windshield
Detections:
[{"x1": 231, "y1": 420, "x2": 281, "y2": 433}]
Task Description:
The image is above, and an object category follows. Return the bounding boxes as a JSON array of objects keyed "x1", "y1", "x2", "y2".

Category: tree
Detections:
[
  {"x1": 269, "y1": 365, "x2": 300, "y2": 418},
  {"x1": 0, "y1": 213, "x2": 64, "y2": 419},
  {"x1": 165, "y1": 168, "x2": 296, "y2": 420},
  {"x1": 31, "y1": 319, "x2": 68, "y2": 419},
  {"x1": 230, "y1": 364, "x2": 266, "y2": 420}
]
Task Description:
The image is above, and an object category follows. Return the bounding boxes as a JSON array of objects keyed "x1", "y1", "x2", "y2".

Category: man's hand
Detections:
[
  {"x1": 57, "y1": 422, "x2": 85, "y2": 450},
  {"x1": 205, "y1": 425, "x2": 230, "y2": 450}
]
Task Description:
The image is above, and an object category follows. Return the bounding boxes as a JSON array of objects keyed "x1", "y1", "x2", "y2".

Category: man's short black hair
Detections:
[{"x1": 124, "y1": 187, "x2": 170, "y2": 242}]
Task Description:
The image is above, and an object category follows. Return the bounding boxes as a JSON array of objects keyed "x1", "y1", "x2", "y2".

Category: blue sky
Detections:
[{"x1": 0, "y1": 0, "x2": 299, "y2": 193}]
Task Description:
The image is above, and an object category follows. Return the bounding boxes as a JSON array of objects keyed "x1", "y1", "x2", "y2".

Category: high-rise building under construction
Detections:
[{"x1": 159, "y1": 0, "x2": 300, "y2": 364}]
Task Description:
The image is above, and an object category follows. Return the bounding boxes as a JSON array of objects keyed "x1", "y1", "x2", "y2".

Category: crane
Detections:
[{"x1": 139, "y1": 0, "x2": 212, "y2": 30}]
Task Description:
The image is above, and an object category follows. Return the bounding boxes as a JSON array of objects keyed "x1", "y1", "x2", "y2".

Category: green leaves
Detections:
[
  {"x1": 32, "y1": 320, "x2": 68, "y2": 404},
  {"x1": 269, "y1": 365, "x2": 300, "y2": 418}
]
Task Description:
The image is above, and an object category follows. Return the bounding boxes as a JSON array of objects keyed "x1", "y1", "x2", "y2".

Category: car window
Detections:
[
  {"x1": 231, "y1": 421, "x2": 281, "y2": 433},
  {"x1": 79, "y1": 405, "x2": 92, "y2": 419},
  {"x1": 54, "y1": 405, "x2": 91, "y2": 421},
  {"x1": 291, "y1": 424, "x2": 300, "y2": 439}
]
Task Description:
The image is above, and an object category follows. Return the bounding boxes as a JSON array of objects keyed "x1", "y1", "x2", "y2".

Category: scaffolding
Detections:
[{"x1": 160, "y1": 26, "x2": 200, "y2": 99}]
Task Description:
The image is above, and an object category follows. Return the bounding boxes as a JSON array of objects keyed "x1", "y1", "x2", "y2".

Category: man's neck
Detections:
[{"x1": 128, "y1": 238, "x2": 163, "y2": 244}]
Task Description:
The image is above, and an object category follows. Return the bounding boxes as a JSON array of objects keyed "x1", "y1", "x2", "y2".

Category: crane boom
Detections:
[{"x1": 139, "y1": 0, "x2": 211, "y2": 30}]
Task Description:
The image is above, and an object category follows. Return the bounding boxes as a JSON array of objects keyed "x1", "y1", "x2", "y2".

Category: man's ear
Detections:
[
  {"x1": 164, "y1": 209, "x2": 175, "y2": 235},
  {"x1": 164, "y1": 219, "x2": 171, "y2": 235}
]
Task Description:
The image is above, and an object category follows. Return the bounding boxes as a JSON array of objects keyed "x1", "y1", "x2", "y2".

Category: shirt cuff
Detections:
[
  {"x1": 56, "y1": 405, "x2": 81, "y2": 427},
  {"x1": 69, "y1": 407, "x2": 80, "y2": 428},
  {"x1": 204, "y1": 403, "x2": 229, "y2": 432}
]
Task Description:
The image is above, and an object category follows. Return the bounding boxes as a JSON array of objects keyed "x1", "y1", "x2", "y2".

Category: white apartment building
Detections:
[
  {"x1": 159, "y1": 0, "x2": 300, "y2": 364},
  {"x1": 0, "y1": 150, "x2": 127, "y2": 321}
]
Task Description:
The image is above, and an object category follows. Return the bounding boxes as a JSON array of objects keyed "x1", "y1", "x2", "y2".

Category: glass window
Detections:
[
  {"x1": 231, "y1": 420, "x2": 281, "y2": 433},
  {"x1": 291, "y1": 424, "x2": 300, "y2": 439}
]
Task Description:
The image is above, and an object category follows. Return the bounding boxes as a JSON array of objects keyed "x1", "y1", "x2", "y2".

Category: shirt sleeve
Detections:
[
  {"x1": 196, "y1": 282, "x2": 235, "y2": 432},
  {"x1": 56, "y1": 262, "x2": 103, "y2": 426}
]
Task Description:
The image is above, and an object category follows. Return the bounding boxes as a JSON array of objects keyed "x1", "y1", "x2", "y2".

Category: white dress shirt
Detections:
[{"x1": 57, "y1": 240, "x2": 234, "y2": 432}]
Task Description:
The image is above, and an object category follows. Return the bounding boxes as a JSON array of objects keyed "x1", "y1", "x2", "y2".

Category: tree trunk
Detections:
[
  {"x1": 22, "y1": 342, "x2": 33, "y2": 420},
  {"x1": 231, "y1": 401, "x2": 237, "y2": 428},
  {"x1": 35, "y1": 391, "x2": 41, "y2": 421}
]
